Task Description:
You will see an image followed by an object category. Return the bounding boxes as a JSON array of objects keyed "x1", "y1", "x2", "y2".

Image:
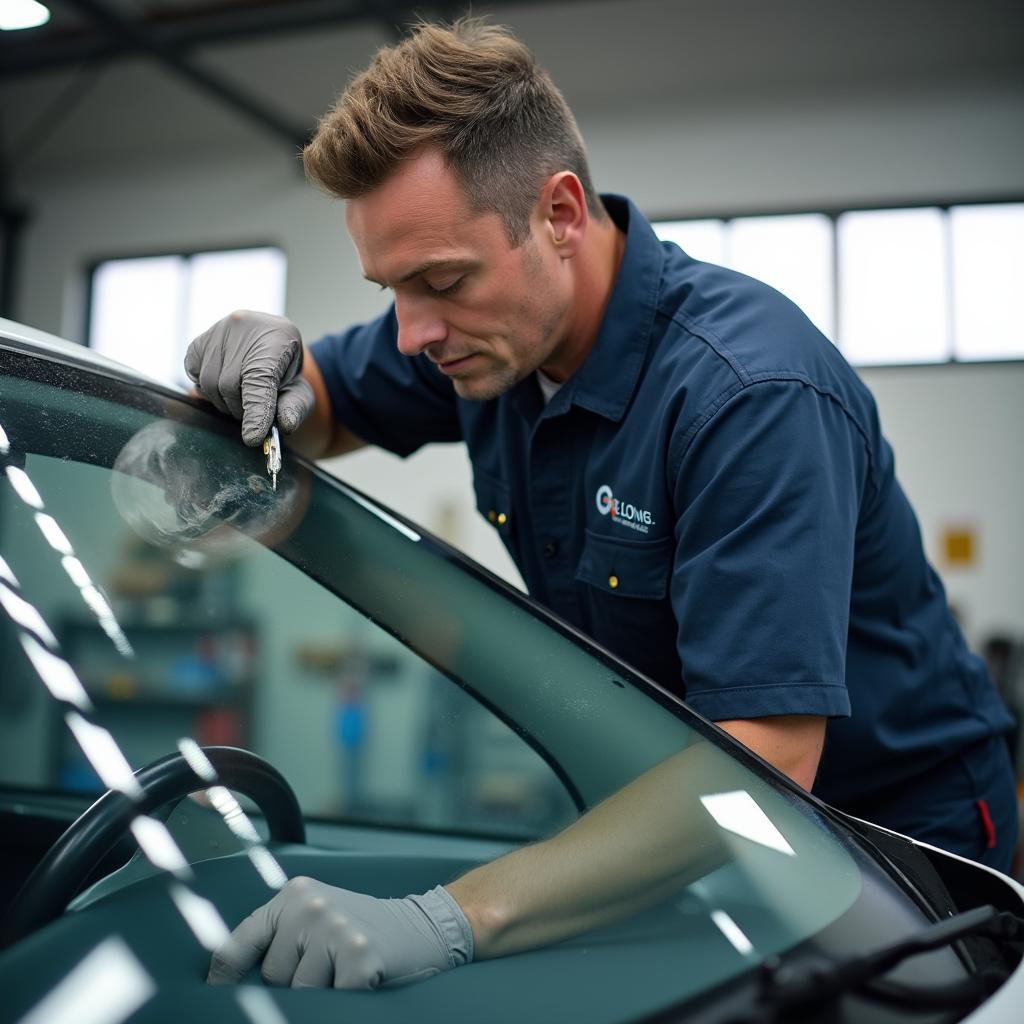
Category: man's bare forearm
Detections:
[
  {"x1": 447, "y1": 741, "x2": 732, "y2": 959},
  {"x1": 286, "y1": 347, "x2": 367, "y2": 460}
]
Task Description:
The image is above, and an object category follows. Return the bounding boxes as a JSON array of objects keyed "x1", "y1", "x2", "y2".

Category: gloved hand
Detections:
[
  {"x1": 185, "y1": 310, "x2": 315, "y2": 448},
  {"x1": 207, "y1": 877, "x2": 474, "y2": 989}
]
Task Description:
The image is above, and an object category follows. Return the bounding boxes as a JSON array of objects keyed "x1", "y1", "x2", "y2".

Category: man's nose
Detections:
[{"x1": 394, "y1": 294, "x2": 447, "y2": 357}]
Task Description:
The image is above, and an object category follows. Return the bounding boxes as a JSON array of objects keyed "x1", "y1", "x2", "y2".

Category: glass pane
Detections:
[
  {"x1": 184, "y1": 248, "x2": 287, "y2": 351},
  {"x1": 950, "y1": 203, "x2": 1024, "y2": 361},
  {"x1": 837, "y1": 207, "x2": 950, "y2": 365},
  {"x1": 727, "y1": 214, "x2": 835, "y2": 341},
  {"x1": 89, "y1": 256, "x2": 185, "y2": 384},
  {"x1": 654, "y1": 218, "x2": 726, "y2": 265}
]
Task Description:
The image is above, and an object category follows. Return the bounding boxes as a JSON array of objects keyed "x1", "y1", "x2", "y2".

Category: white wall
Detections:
[
  {"x1": 6, "y1": 0, "x2": 1023, "y2": 647},
  {"x1": 861, "y1": 364, "x2": 1024, "y2": 645}
]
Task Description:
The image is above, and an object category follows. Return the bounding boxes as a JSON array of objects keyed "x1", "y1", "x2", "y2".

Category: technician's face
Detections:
[{"x1": 345, "y1": 148, "x2": 571, "y2": 401}]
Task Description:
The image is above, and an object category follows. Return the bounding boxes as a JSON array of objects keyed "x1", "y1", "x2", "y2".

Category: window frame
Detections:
[
  {"x1": 82, "y1": 241, "x2": 287, "y2": 371},
  {"x1": 649, "y1": 194, "x2": 1024, "y2": 369}
]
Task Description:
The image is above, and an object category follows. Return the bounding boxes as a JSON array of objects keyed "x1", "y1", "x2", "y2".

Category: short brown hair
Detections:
[{"x1": 302, "y1": 17, "x2": 605, "y2": 245}]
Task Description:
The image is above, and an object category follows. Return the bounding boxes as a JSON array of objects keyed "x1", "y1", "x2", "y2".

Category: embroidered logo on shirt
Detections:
[{"x1": 595, "y1": 484, "x2": 655, "y2": 534}]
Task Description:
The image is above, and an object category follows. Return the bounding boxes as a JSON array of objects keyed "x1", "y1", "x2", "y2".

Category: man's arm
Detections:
[
  {"x1": 208, "y1": 722, "x2": 826, "y2": 984},
  {"x1": 446, "y1": 717, "x2": 824, "y2": 961},
  {"x1": 286, "y1": 346, "x2": 366, "y2": 460},
  {"x1": 715, "y1": 715, "x2": 826, "y2": 792},
  {"x1": 446, "y1": 740, "x2": 734, "y2": 959},
  {"x1": 208, "y1": 740, "x2": 738, "y2": 985},
  {"x1": 668, "y1": 381, "x2": 864, "y2": 748}
]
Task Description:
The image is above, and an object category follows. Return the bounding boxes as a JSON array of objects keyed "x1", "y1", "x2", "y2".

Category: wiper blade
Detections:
[{"x1": 733, "y1": 904, "x2": 1024, "y2": 1022}]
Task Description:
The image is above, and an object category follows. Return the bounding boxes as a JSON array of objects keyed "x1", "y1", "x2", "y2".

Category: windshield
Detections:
[{"x1": 0, "y1": 343, "x2": 948, "y2": 1018}]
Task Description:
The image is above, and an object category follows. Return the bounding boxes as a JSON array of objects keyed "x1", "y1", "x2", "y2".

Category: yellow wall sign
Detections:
[{"x1": 942, "y1": 525, "x2": 977, "y2": 567}]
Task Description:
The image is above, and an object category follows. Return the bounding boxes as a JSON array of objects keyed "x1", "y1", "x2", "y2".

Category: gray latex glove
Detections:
[
  {"x1": 184, "y1": 310, "x2": 315, "y2": 447},
  {"x1": 207, "y1": 877, "x2": 474, "y2": 989}
]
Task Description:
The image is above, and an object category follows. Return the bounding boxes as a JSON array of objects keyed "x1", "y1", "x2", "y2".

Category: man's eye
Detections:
[{"x1": 425, "y1": 277, "x2": 464, "y2": 297}]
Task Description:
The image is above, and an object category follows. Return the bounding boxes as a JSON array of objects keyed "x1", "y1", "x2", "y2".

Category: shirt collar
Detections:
[
  {"x1": 507, "y1": 195, "x2": 664, "y2": 424},
  {"x1": 565, "y1": 195, "x2": 665, "y2": 422}
]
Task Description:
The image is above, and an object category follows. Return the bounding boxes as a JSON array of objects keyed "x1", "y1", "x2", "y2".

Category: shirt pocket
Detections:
[
  {"x1": 574, "y1": 530, "x2": 679, "y2": 684},
  {"x1": 576, "y1": 529, "x2": 674, "y2": 598}
]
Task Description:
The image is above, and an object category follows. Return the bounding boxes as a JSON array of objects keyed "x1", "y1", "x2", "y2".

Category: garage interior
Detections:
[{"x1": 1, "y1": 0, "x2": 1022, "y2": 880}]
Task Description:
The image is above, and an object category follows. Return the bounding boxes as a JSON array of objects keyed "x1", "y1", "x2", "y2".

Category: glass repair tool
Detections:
[{"x1": 263, "y1": 425, "x2": 281, "y2": 491}]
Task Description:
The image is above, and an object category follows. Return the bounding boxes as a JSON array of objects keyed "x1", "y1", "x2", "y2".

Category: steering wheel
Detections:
[{"x1": 0, "y1": 746, "x2": 304, "y2": 948}]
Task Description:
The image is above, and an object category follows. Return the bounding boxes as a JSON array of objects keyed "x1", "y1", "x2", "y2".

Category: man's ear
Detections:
[{"x1": 539, "y1": 172, "x2": 588, "y2": 258}]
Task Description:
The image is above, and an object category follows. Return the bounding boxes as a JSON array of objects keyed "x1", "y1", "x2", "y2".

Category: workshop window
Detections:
[
  {"x1": 949, "y1": 203, "x2": 1024, "y2": 361},
  {"x1": 729, "y1": 214, "x2": 834, "y2": 341},
  {"x1": 837, "y1": 208, "x2": 950, "y2": 365},
  {"x1": 87, "y1": 246, "x2": 287, "y2": 387},
  {"x1": 654, "y1": 218, "x2": 727, "y2": 267},
  {"x1": 655, "y1": 214, "x2": 834, "y2": 344},
  {"x1": 653, "y1": 201, "x2": 1024, "y2": 366}
]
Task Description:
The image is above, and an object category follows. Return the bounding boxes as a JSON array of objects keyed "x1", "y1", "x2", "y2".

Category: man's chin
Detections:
[{"x1": 451, "y1": 371, "x2": 517, "y2": 402}]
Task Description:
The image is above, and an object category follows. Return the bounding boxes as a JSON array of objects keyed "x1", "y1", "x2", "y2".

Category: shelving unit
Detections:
[{"x1": 52, "y1": 615, "x2": 258, "y2": 792}]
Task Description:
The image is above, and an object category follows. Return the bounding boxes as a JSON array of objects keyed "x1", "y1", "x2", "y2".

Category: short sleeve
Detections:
[
  {"x1": 309, "y1": 307, "x2": 462, "y2": 457},
  {"x1": 670, "y1": 379, "x2": 869, "y2": 722}
]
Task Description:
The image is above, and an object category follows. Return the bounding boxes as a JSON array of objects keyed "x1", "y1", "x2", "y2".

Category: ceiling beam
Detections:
[
  {"x1": 0, "y1": 1, "x2": 412, "y2": 78},
  {"x1": 0, "y1": 0, "x2": 592, "y2": 81},
  {"x1": 51, "y1": 0, "x2": 313, "y2": 152}
]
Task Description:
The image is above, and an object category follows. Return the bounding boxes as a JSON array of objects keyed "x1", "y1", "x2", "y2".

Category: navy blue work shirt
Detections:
[{"x1": 311, "y1": 195, "x2": 1014, "y2": 813}]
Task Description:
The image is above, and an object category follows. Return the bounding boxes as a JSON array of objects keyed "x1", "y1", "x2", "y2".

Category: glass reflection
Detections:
[
  {"x1": 0, "y1": 583, "x2": 59, "y2": 648},
  {"x1": 61, "y1": 556, "x2": 92, "y2": 590},
  {"x1": 4, "y1": 456, "x2": 133, "y2": 658},
  {"x1": 5, "y1": 466, "x2": 44, "y2": 510},
  {"x1": 710, "y1": 909, "x2": 755, "y2": 957},
  {"x1": 0, "y1": 553, "x2": 18, "y2": 585},
  {"x1": 16, "y1": 937, "x2": 155, "y2": 1024},
  {"x1": 235, "y1": 987, "x2": 290, "y2": 1024},
  {"x1": 18, "y1": 634, "x2": 92, "y2": 712},
  {"x1": 176, "y1": 745, "x2": 288, "y2": 891},
  {"x1": 205, "y1": 786, "x2": 262, "y2": 844},
  {"x1": 128, "y1": 816, "x2": 191, "y2": 879},
  {"x1": 699, "y1": 791, "x2": 796, "y2": 856},
  {"x1": 34, "y1": 513, "x2": 74, "y2": 556},
  {"x1": 63, "y1": 713, "x2": 143, "y2": 799},
  {"x1": 168, "y1": 884, "x2": 231, "y2": 952},
  {"x1": 246, "y1": 846, "x2": 288, "y2": 892},
  {"x1": 178, "y1": 738, "x2": 218, "y2": 782}
]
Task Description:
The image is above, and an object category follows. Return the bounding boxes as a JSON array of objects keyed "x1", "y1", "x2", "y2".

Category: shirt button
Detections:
[
  {"x1": 608, "y1": 575, "x2": 620, "y2": 589},
  {"x1": 543, "y1": 540, "x2": 559, "y2": 559}
]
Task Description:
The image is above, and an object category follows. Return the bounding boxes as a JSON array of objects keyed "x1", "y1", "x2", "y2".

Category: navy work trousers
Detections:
[{"x1": 846, "y1": 735, "x2": 1019, "y2": 875}]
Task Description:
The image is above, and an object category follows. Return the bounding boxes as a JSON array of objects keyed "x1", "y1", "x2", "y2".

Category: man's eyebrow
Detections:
[{"x1": 364, "y1": 258, "x2": 473, "y2": 288}]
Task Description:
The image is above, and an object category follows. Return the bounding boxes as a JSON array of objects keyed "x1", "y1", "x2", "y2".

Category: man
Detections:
[{"x1": 189, "y1": 18, "x2": 1017, "y2": 989}]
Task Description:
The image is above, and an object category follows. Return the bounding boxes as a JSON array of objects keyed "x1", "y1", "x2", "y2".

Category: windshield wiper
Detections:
[{"x1": 729, "y1": 904, "x2": 1024, "y2": 1023}]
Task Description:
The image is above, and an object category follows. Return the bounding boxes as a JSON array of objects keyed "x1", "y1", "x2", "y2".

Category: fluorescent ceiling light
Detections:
[{"x1": 0, "y1": 1, "x2": 50, "y2": 31}]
